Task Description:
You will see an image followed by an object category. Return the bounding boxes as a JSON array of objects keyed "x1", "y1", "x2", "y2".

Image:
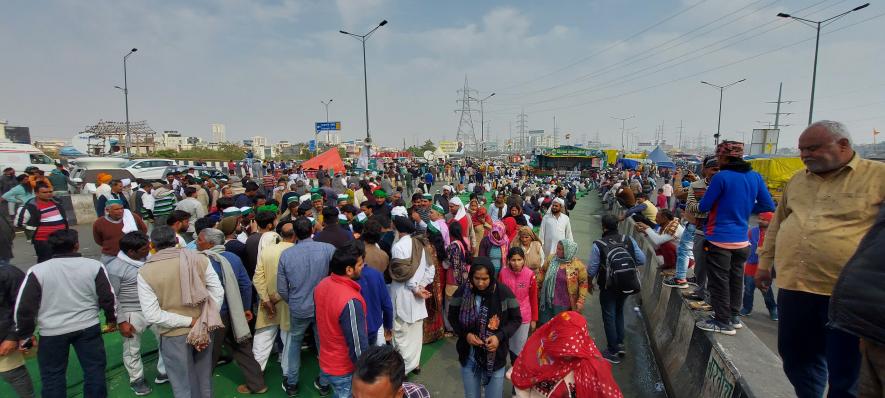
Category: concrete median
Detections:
[{"x1": 616, "y1": 213, "x2": 795, "y2": 398}]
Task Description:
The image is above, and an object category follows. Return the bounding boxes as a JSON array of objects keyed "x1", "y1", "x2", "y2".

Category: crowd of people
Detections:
[
  {"x1": 598, "y1": 120, "x2": 885, "y2": 397},
  {"x1": 0, "y1": 155, "x2": 629, "y2": 398}
]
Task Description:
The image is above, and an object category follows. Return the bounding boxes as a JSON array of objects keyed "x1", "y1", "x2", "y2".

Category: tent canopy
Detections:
[
  {"x1": 301, "y1": 148, "x2": 345, "y2": 174},
  {"x1": 647, "y1": 146, "x2": 675, "y2": 169}
]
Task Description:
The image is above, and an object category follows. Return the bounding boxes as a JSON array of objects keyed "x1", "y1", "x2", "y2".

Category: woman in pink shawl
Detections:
[{"x1": 478, "y1": 220, "x2": 510, "y2": 275}]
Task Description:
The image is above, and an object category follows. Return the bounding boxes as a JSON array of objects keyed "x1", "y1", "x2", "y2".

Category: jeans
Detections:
[
  {"x1": 460, "y1": 350, "x2": 505, "y2": 398},
  {"x1": 703, "y1": 242, "x2": 749, "y2": 323},
  {"x1": 286, "y1": 317, "x2": 328, "y2": 387},
  {"x1": 38, "y1": 324, "x2": 107, "y2": 398},
  {"x1": 599, "y1": 288, "x2": 629, "y2": 351},
  {"x1": 0, "y1": 362, "x2": 34, "y2": 398},
  {"x1": 691, "y1": 235, "x2": 709, "y2": 299},
  {"x1": 741, "y1": 275, "x2": 777, "y2": 315},
  {"x1": 778, "y1": 289, "x2": 860, "y2": 398},
  {"x1": 321, "y1": 371, "x2": 353, "y2": 398},
  {"x1": 674, "y1": 223, "x2": 695, "y2": 280}
]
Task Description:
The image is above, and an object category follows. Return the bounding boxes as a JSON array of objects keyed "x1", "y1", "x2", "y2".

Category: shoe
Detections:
[
  {"x1": 154, "y1": 374, "x2": 168, "y2": 384},
  {"x1": 130, "y1": 378, "x2": 152, "y2": 396},
  {"x1": 689, "y1": 301, "x2": 713, "y2": 311},
  {"x1": 731, "y1": 317, "x2": 744, "y2": 329},
  {"x1": 216, "y1": 356, "x2": 232, "y2": 366},
  {"x1": 662, "y1": 277, "x2": 689, "y2": 289},
  {"x1": 602, "y1": 349, "x2": 621, "y2": 364},
  {"x1": 313, "y1": 377, "x2": 331, "y2": 397},
  {"x1": 282, "y1": 380, "x2": 299, "y2": 397},
  {"x1": 738, "y1": 309, "x2": 750, "y2": 317},
  {"x1": 616, "y1": 344, "x2": 626, "y2": 357},
  {"x1": 682, "y1": 291, "x2": 704, "y2": 301},
  {"x1": 695, "y1": 319, "x2": 736, "y2": 336},
  {"x1": 237, "y1": 384, "x2": 268, "y2": 394},
  {"x1": 770, "y1": 311, "x2": 779, "y2": 321}
]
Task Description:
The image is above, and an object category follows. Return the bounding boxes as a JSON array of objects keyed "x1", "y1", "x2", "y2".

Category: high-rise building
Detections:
[
  {"x1": 252, "y1": 136, "x2": 267, "y2": 147},
  {"x1": 211, "y1": 123, "x2": 226, "y2": 143}
]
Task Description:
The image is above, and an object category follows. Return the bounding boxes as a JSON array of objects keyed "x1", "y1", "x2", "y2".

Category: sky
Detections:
[{"x1": 2, "y1": 0, "x2": 884, "y2": 151}]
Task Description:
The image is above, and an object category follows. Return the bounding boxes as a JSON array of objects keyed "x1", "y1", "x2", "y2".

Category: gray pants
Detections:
[
  {"x1": 160, "y1": 334, "x2": 213, "y2": 398},
  {"x1": 0, "y1": 365, "x2": 34, "y2": 398},
  {"x1": 692, "y1": 234, "x2": 709, "y2": 299},
  {"x1": 121, "y1": 311, "x2": 166, "y2": 382}
]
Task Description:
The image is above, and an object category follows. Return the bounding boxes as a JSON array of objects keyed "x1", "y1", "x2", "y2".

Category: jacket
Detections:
[
  {"x1": 447, "y1": 282, "x2": 522, "y2": 371},
  {"x1": 313, "y1": 223, "x2": 355, "y2": 249},
  {"x1": 0, "y1": 264, "x2": 26, "y2": 341},
  {"x1": 829, "y1": 204, "x2": 885, "y2": 344},
  {"x1": 357, "y1": 266, "x2": 394, "y2": 339},
  {"x1": 698, "y1": 161, "x2": 775, "y2": 243},
  {"x1": 15, "y1": 197, "x2": 68, "y2": 236},
  {"x1": 314, "y1": 274, "x2": 368, "y2": 376}
]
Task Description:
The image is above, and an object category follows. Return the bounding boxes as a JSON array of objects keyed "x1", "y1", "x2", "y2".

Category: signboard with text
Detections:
[
  {"x1": 315, "y1": 122, "x2": 342, "y2": 132},
  {"x1": 438, "y1": 140, "x2": 465, "y2": 155}
]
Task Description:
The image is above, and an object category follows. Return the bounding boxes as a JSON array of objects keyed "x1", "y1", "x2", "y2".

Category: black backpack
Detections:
[{"x1": 595, "y1": 235, "x2": 641, "y2": 294}]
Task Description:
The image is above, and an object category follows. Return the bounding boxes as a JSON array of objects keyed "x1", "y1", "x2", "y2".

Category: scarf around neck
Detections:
[
  {"x1": 202, "y1": 245, "x2": 251, "y2": 343},
  {"x1": 541, "y1": 239, "x2": 578, "y2": 312}
]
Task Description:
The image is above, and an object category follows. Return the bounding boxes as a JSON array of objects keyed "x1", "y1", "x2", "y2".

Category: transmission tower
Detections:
[
  {"x1": 455, "y1": 76, "x2": 479, "y2": 151},
  {"x1": 516, "y1": 110, "x2": 528, "y2": 151},
  {"x1": 764, "y1": 82, "x2": 795, "y2": 129}
]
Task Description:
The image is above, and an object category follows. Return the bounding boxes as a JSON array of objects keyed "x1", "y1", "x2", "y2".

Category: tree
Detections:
[{"x1": 406, "y1": 139, "x2": 436, "y2": 157}]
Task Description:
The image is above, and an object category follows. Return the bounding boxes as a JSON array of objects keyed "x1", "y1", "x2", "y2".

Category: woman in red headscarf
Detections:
[
  {"x1": 509, "y1": 311, "x2": 623, "y2": 398},
  {"x1": 478, "y1": 220, "x2": 509, "y2": 275}
]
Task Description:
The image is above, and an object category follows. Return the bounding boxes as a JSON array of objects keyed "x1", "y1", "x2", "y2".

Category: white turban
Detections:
[{"x1": 449, "y1": 196, "x2": 467, "y2": 221}]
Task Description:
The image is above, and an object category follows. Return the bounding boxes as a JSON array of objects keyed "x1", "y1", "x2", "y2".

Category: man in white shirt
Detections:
[
  {"x1": 538, "y1": 198, "x2": 574, "y2": 256},
  {"x1": 661, "y1": 179, "x2": 674, "y2": 210},
  {"x1": 488, "y1": 191, "x2": 508, "y2": 222},
  {"x1": 174, "y1": 186, "x2": 207, "y2": 235},
  {"x1": 137, "y1": 226, "x2": 224, "y2": 398},
  {"x1": 387, "y1": 216, "x2": 435, "y2": 375}
]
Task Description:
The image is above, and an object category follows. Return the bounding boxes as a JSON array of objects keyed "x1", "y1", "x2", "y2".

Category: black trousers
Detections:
[
  {"x1": 33, "y1": 240, "x2": 53, "y2": 263},
  {"x1": 703, "y1": 242, "x2": 749, "y2": 323},
  {"x1": 211, "y1": 311, "x2": 266, "y2": 392}
]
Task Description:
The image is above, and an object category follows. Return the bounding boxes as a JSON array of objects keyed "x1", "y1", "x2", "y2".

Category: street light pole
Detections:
[
  {"x1": 777, "y1": 3, "x2": 869, "y2": 126},
  {"x1": 122, "y1": 48, "x2": 137, "y2": 157},
  {"x1": 701, "y1": 79, "x2": 746, "y2": 146},
  {"x1": 610, "y1": 115, "x2": 635, "y2": 152},
  {"x1": 321, "y1": 99, "x2": 333, "y2": 147},
  {"x1": 341, "y1": 20, "x2": 387, "y2": 162},
  {"x1": 470, "y1": 93, "x2": 495, "y2": 160}
]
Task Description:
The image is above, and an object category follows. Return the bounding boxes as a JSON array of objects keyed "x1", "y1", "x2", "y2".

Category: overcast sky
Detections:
[{"x1": 2, "y1": 0, "x2": 883, "y2": 150}]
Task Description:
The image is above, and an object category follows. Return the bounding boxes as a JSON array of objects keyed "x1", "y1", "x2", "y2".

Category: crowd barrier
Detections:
[{"x1": 614, "y1": 209, "x2": 796, "y2": 398}]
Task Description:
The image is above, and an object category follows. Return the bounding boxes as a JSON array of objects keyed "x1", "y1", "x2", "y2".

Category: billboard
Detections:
[
  {"x1": 438, "y1": 140, "x2": 465, "y2": 155},
  {"x1": 750, "y1": 129, "x2": 779, "y2": 156}
]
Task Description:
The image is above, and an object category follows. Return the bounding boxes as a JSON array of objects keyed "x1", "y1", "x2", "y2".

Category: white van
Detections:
[{"x1": 0, "y1": 143, "x2": 56, "y2": 173}]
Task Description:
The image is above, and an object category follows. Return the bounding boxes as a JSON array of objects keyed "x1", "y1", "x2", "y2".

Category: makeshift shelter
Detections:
[
  {"x1": 648, "y1": 146, "x2": 676, "y2": 169},
  {"x1": 748, "y1": 157, "x2": 805, "y2": 202},
  {"x1": 532, "y1": 146, "x2": 605, "y2": 174},
  {"x1": 604, "y1": 149, "x2": 620, "y2": 166},
  {"x1": 301, "y1": 148, "x2": 345, "y2": 175}
]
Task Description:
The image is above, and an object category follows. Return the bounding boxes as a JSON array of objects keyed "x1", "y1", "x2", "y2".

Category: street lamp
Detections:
[
  {"x1": 610, "y1": 115, "x2": 635, "y2": 152},
  {"x1": 469, "y1": 93, "x2": 495, "y2": 159},
  {"x1": 701, "y1": 78, "x2": 746, "y2": 146},
  {"x1": 777, "y1": 3, "x2": 869, "y2": 126},
  {"x1": 321, "y1": 99, "x2": 333, "y2": 149},
  {"x1": 121, "y1": 48, "x2": 137, "y2": 157},
  {"x1": 340, "y1": 20, "x2": 387, "y2": 161}
]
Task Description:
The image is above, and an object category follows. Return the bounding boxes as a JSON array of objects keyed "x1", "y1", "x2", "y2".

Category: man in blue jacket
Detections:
[
  {"x1": 696, "y1": 141, "x2": 775, "y2": 335},
  {"x1": 353, "y1": 240, "x2": 394, "y2": 346}
]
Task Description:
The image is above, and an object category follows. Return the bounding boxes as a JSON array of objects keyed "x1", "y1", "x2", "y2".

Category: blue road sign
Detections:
[
  {"x1": 315, "y1": 122, "x2": 341, "y2": 132},
  {"x1": 309, "y1": 139, "x2": 316, "y2": 152}
]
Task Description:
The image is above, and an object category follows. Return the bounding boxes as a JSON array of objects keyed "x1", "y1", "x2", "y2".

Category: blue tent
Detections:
[
  {"x1": 617, "y1": 157, "x2": 640, "y2": 170},
  {"x1": 648, "y1": 146, "x2": 675, "y2": 169},
  {"x1": 58, "y1": 146, "x2": 87, "y2": 157}
]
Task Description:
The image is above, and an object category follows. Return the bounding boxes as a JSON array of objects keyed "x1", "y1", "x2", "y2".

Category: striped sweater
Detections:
[{"x1": 152, "y1": 189, "x2": 177, "y2": 217}]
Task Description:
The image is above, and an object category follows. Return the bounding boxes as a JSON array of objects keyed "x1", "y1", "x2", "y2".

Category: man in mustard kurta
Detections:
[{"x1": 252, "y1": 221, "x2": 295, "y2": 375}]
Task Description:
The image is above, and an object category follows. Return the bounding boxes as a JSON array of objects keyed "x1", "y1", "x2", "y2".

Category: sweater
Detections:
[
  {"x1": 314, "y1": 274, "x2": 368, "y2": 376},
  {"x1": 357, "y1": 266, "x2": 394, "y2": 340},
  {"x1": 106, "y1": 253, "x2": 146, "y2": 322},
  {"x1": 0, "y1": 264, "x2": 26, "y2": 341},
  {"x1": 698, "y1": 162, "x2": 775, "y2": 244},
  {"x1": 93, "y1": 215, "x2": 147, "y2": 256},
  {"x1": 447, "y1": 283, "x2": 522, "y2": 371},
  {"x1": 498, "y1": 266, "x2": 539, "y2": 324},
  {"x1": 15, "y1": 254, "x2": 117, "y2": 337}
]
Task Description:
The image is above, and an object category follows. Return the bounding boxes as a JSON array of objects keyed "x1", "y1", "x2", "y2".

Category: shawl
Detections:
[
  {"x1": 432, "y1": 219, "x2": 450, "y2": 247},
  {"x1": 202, "y1": 246, "x2": 251, "y2": 343},
  {"x1": 510, "y1": 311, "x2": 623, "y2": 398},
  {"x1": 488, "y1": 221, "x2": 510, "y2": 271},
  {"x1": 170, "y1": 248, "x2": 223, "y2": 346},
  {"x1": 472, "y1": 206, "x2": 490, "y2": 227},
  {"x1": 450, "y1": 196, "x2": 468, "y2": 222},
  {"x1": 458, "y1": 263, "x2": 498, "y2": 385},
  {"x1": 388, "y1": 235, "x2": 432, "y2": 283},
  {"x1": 121, "y1": 209, "x2": 139, "y2": 233},
  {"x1": 661, "y1": 217, "x2": 681, "y2": 237},
  {"x1": 540, "y1": 239, "x2": 578, "y2": 313}
]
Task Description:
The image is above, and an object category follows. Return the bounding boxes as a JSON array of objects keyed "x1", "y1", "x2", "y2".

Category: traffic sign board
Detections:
[
  {"x1": 315, "y1": 122, "x2": 341, "y2": 132},
  {"x1": 309, "y1": 139, "x2": 316, "y2": 152}
]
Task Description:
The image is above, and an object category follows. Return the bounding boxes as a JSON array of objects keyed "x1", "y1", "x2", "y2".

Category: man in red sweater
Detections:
[
  {"x1": 93, "y1": 199, "x2": 147, "y2": 264},
  {"x1": 314, "y1": 242, "x2": 369, "y2": 398}
]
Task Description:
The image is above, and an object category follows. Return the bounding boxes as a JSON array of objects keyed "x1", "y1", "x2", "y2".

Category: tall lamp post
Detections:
[
  {"x1": 610, "y1": 115, "x2": 635, "y2": 152},
  {"x1": 469, "y1": 93, "x2": 495, "y2": 159},
  {"x1": 701, "y1": 78, "x2": 745, "y2": 146},
  {"x1": 777, "y1": 3, "x2": 869, "y2": 126},
  {"x1": 120, "y1": 48, "x2": 137, "y2": 157},
  {"x1": 321, "y1": 99, "x2": 333, "y2": 150},
  {"x1": 340, "y1": 20, "x2": 387, "y2": 161}
]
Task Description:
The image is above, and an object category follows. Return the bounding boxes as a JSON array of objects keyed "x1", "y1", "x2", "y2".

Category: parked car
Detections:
[
  {"x1": 161, "y1": 165, "x2": 227, "y2": 181},
  {"x1": 119, "y1": 159, "x2": 176, "y2": 181},
  {"x1": 0, "y1": 143, "x2": 57, "y2": 173}
]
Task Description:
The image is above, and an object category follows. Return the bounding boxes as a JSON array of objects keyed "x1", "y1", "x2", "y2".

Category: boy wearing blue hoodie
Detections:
[{"x1": 695, "y1": 141, "x2": 775, "y2": 335}]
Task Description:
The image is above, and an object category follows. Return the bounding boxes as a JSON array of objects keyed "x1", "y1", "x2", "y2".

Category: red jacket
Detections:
[{"x1": 314, "y1": 274, "x2": 367, "y2": 376}]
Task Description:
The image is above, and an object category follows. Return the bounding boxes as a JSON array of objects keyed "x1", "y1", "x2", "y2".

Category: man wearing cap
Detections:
[
  {"x1": 434, "y1": 186, "x2": 452, "y2": 213},
  {"x1": 695, "y1": 141, "x2": 774, "y2": 336},
  {"x1": 538, "y1": 197, "x2": 573, "y2": 256},
  {"x1": 756, "y1": 121, "x2": 885, "y2": 397},
  {"x1": 372, "y1": 190, "x2": 392, "y2": 219},
  {"x1": 314, "y1": 207, "x2": 355, "y2": 249},
  {"x1": 94, "y1": 199, "x2": 148, "y2": 264}
]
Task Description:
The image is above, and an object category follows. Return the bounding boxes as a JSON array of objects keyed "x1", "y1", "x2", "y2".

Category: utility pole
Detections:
[
  {"x1": 765, "y1": 82, "x2": 794, "y2": 129},
  {"x1": 677, "y1": 120, "x2": 684, "y2": 150},
  {"x1": 517, "y1": 110, "x2": 528, "y2": 152},
  {"x1": 701, "y1": 79, "x2": 746, "y2": 147},
  {"x1": 611, "y1": 115, "x2": 635, "y2": 152},
  {"x1": 552, "y1": 115, "x2": 557, "y2": 148}
]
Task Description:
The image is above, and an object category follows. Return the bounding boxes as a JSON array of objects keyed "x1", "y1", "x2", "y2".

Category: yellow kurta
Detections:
[{"x1": 253, "y1": 241, "x2": 294, "y2": 331}]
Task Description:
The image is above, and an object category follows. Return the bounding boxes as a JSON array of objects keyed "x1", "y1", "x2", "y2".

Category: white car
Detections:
[{"x1": 120, "y1": 158, "x2": 176, "y2": 180}]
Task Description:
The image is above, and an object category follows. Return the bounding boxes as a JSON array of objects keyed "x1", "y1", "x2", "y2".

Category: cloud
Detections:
[{"x1": 336, "y1": 0, "x2": 389, "y2": 28}]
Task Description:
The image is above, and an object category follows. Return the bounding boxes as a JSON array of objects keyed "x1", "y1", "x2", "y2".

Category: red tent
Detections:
[{"x1": 301, "y1": 148, "x2": 345, "y2": 174}]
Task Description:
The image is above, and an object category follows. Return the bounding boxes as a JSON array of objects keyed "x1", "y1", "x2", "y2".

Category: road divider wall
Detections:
[{"x1": 615, "y1": 211, "x2": 795, "y2": 398}]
